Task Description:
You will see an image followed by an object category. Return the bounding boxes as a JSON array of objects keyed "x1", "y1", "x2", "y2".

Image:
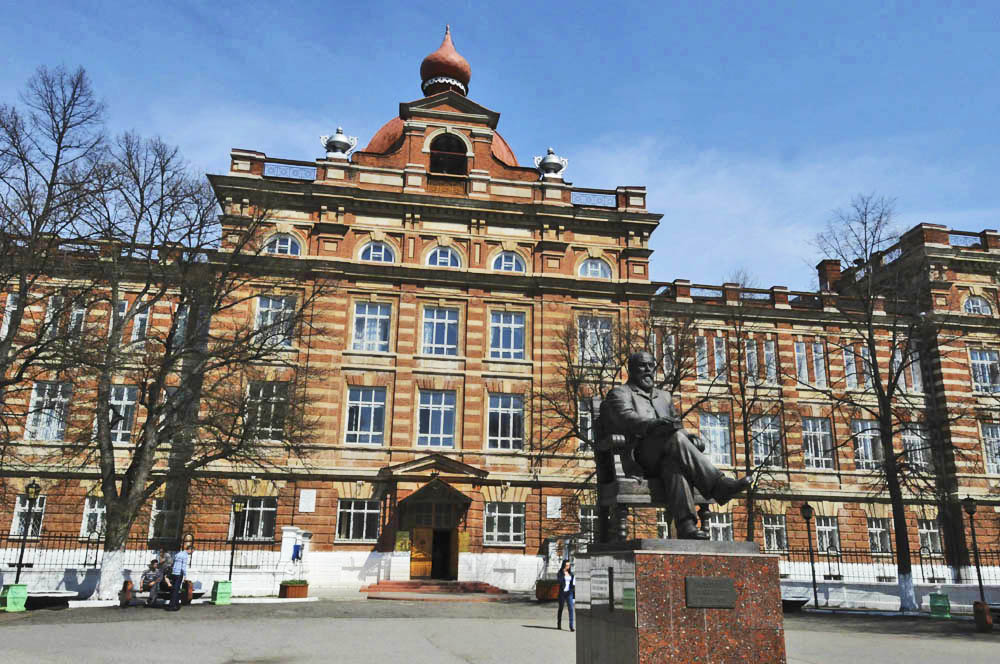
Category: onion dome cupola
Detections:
[{"x1": 420, "y1": 25, "x2": 472, "y2": 96}]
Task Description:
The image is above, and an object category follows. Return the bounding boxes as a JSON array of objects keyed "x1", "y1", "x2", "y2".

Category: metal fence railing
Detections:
[{"x1": 776, "y1": 547, "x2": 1000, "y2": 585}]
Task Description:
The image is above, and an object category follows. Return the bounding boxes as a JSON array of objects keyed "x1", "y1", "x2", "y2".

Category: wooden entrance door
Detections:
[{"x1": 410, "y1": 527, "x2": 433, "y2": 578}]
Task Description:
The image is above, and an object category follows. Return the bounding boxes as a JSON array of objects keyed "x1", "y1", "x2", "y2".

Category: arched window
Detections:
[
  {"x1": 492, "y1": 251, "x2": 525, "y2": 273},
  {"x1": 265, "y1": 234, "x2": 301, "y2": 256},
  {"x1": 361, "y1": 241, "x2": 395, "y2": 263},
  {"x1": 427, "y1": 246, "x2": 460, "y2": 268},
  {"x1": 429, "y1": 133, "x2": 468, "y2": 175},
  {"x1": 579, "y1": 258, "x2": 612, "y2": 279},
  {"x1": 964, "y1": 295, "x2": 993, "y2": 315}
]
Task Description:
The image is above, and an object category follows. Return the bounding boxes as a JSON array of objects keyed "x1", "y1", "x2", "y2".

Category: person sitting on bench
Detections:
[{"x1": 139, "y1": 559, "x2": 169, "y2": 607}]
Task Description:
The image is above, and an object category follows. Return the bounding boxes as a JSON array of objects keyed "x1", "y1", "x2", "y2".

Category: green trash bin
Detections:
[
  {"x1": 211, "y1": 580, "x2": 232, "y2": 605},
  {"x1": 929, "y1": 591, "x2": 950, "y2": 619},
  {"x1": 1, "y1": 584, "x2": 28, "y2": 612}
]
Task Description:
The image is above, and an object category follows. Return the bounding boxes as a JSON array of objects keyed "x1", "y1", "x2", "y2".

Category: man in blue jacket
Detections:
[{"x1": 166, "y1": 543, "x2": 193, "y2": 611}]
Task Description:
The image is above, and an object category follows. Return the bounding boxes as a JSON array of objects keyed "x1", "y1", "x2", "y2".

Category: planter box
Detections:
[
  {"x1": 279, "y1": 583, "x2": 308, "y2": 599},
  {"x1": 1, "y1": 584, "x2": 28, "y2": 613},
  {"x1": 211, "y1": 580, "x2": 232, "y2": 605},
  {"x1": 535, "y1": 579, "x2": 559, "y2": 602}
]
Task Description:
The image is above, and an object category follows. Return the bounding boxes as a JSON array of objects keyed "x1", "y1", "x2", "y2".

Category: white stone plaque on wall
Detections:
[
  {"x1": 298, "y1": 489, "x2": 316, "y2": 513},
  {"x1": 546, "y1": 496, "x2": 562, "y2": 519}
]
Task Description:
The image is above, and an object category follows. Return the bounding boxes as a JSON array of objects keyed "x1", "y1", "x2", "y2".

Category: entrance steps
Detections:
[{"x1": 360, "y1": 579, "x2": 509, "y2": 601}]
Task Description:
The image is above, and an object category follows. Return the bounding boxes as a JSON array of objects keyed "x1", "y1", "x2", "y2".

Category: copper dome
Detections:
[{"x1": 420, "y1": 26, "x2": 471, "y2": 95}]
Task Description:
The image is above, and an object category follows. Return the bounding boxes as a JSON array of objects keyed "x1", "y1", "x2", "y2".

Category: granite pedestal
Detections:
[{"x1": 575, "y1": 539, "x2": 786, "y2": 664}]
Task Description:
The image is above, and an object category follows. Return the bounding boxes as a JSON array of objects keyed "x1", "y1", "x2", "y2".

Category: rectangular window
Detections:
[
  {"x1": 131, "y1": 301, "x2": 149, "y2": 342},
  {"x1": 578, "y1": 316, "x2": 612, "y2": 365},
  {"x1": 484, "y1": 502, "x2": 525, "y2": 545},
  {"x1": 696, "y1": 337, "x2": 709, "y2": 379},
  {"x1": 351, "y1": 301, "x2": 391, "y2": 352},
  {"x1": 795, "y1": 341, "x2": 809, "y2": 383},
  {"x1": 489, "y1": 311, "x2": 525, "y2": 360},
  {"x1": 902, "y1": 426, "x2": 932, "y2": 472},
  {"x1": 815, "y1": 515, "x2": 840, "y2": 553},
  {"x1": 860, "y1": 346, "x2": 874, "y2": 388},
  {"x1": 762, "y1": 514, "x2": 787, "y2": 551},
  {"x1": 230, "y1": 497, "x2": 277, "y2": 540},
  {"x1": 707, "y1": 513, "x2": 733, "y2": 542},
  {"x1": 713, "y1": 337, "x2": 727, "y2": 380},
  {"x1": 43, "y1": 296, "x2": 64, "y2": 340},
  {"x1": 802, "y1": 417, "x2": 834, "y2": 469},
  {"x1": 171, "y1": 304, "x2": 188, "y2": 347},
  {"x1": 867, "y1": 517, "x2": 892, "y2": 554},
  {"x1": 982, "y1": 422, "x2": 1000, "y2": 474},
  {"x1": 699, "y1": 413, "x2": 731, "y2": 466},
  {"x1": 346, "y1": 387, "x2": 386, "y2": 444},
  {"x1": 107, "y1": 385, "x2": 139, "y2": 444},
  {"x1": 422, "y1": 307, "x2": 459, "y2": 356},
  {"x1": 580, "y1": 505, "x2": 597, "y2": 542},
  {"x1": 812, "y1": 342, "x2": 827, "y2": 388},
  {"x1": 918, "y1": 518, "x2": 942, "y2": 554},
  {"x1": 26, "y1": 381, "x2": 71, "y2": 440},
  {"x1": 247, "y1": 381, "x2": 288, "y2": 441},
  {"x1": 851, "y1": 419, "x2": 882, "y2": 470},
  {"x1": 751, "y1": 414, "x2": 783, "y2": 467},
  {"x1": 763, "y1": 339, "x2": 777, "y2": 384},
  {"x1": 256, "y1": 295, "x2": 296, "y2": 347},
  {"x1": 149, "y1": 498, "x2": 182, "y2": 541},
  {"x1": 111, "y1": 299, "x2": 127, "y2": 340},
  {"x1": 0, "y1": 293, "x2": 18, "y2": 339},
  {"x1": 844, "y1": 346, "x2": 858, "y2": 389},
  {"x1": 69, "y1": 303, "x2": 87, "y2": 337},
  {"x1": 10, "y1": 494, "x2": 46, "y2": 538},
  {"x1": 488, "y1": 394, "x2": 524, "y2": 450},
  {"x1": 337, "y1": 499, "x2": 381, "y2": 542},
  {"x1": 417, "y1": 390, "x2": 456, "y2": 447},
  {"x1": 657, "y1": 509, "x2": 670, "y2": 539},
  {"x1": 577, "y1": 398, "x2": 593, "y2": 450},
  {"x1": 745, "y1": 339, "x2": 759, "y2": 383},
  {"x1": 908, "y1": 343, "x2": 923, "y2": 393},
  {"x1": 80, "y1": 496, "x2": 106, "y2": 538},
  {"x1": 970, "y1": 348, "x2": 1000, "y2": 393},
  {"x1": 662, "y1": 334, "x2": 676, "y2": 378}
]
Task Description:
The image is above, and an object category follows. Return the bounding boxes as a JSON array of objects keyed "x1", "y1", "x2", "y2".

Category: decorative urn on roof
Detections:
[
  {"x1": 420, "y1": 25, "x2": 472, "y2": 96},
  {"x1": 320, "y1": 127, "x2": 357, "y2": 160},
  {"x1": 534, "y1": 147, "x2": 568, "y2": 179}
]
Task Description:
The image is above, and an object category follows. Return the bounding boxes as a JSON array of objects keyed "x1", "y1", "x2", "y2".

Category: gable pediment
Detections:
[
  {"x1": 378, "y1": 452, "x2": 488, "y2": 480},
  {"x1": 400, "y1": 90, "x2": 500, "y2": 129}
]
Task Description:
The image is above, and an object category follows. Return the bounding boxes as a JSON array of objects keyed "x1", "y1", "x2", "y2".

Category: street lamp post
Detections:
[
  {"x1": 962, "y1": 496, "x2": 986, "y2": 605},
  {"x1": 14, "y1": 479, "x2": 42, "y2": 585},
  {"x1": 229, "y1": 497, "x2": 246, "y2": 581},
  {"x1": 800, "y1": 502, "x2": 819, "y2": 609}
]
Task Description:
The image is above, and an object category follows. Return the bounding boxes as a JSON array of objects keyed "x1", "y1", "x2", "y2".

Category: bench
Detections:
[
  {"x1": 119, "y1": 578, "x2": 193, "y2": 608},
  {"x1": 590, "y1": 395, "x2": 712, "y2": 542}
]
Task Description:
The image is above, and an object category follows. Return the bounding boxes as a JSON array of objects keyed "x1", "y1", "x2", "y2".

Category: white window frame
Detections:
[
  {"x1": 421, "y1": 307, "x2": 459, "y2": 356},
  {"x1": 656, "y1": 509, "x2": 670, "y2": 538},
  {"x1": 577, "y1": 398, "x2": 593, "y2": 450},
  {"x1": 802, "y1": 417, "x2": 834, "y2": 470},
  {"x1": 860, "y1": 346, "x2": 874, "y2": 388},
  {"x1": 149, "y1": 498, "x2": 183, "y2": 541},
  {"x1": 713, "y1": 337, "x2": 727, "y2": 380},
  {"x1": 489, "y1": 311, "x2": 525, "y2": 360},
  {"x1": 969, "y1": 348, "x2": 1000, "y2": 393},
  {"x1": 247, "y1": 381, "x2": 288, "y2": 441},
  {"x1": 417, "y1": 390, "x2": 456, "y2": 447},
  {"x1": 492, "y1": 251, "x2": 525, "y2": 273},
  {"x1": 580, "y1": 505, "x2": 598, "y2": 541},
  {"x1": 844, "y1": 346, "x2": 858, "y2": 389},
  {"x1": 26, "y1": 381, "x2": 71, "y2": 441},
  {"x1": 662, "y1": 333, "x2": 676, "y2": 379},
  {"x1": 762, "y1": 514, "x2": 787, "y2": 551},
  {"x1": 815, "y1": 515, "x2": 840, "y2": 553},
  {"x1": 69, "y1": 303, "x2": 87, "y2": 337},
  {"x1": 345, "y1": 386, "x2": 386, "y2": 445},
  {"x1": 918, "y1": 518, "x2": 942, "y2": 554},
  {"x1": 578, "y1": 316, "x2": 612, "y2": 365},
  {"x1": 964, "y1": 295, "x2": 992, "y2": 315},
  {"x1": 707, "y1": 513, "x2": 733, "y2": 542},
  {"x1": 487, "y1": 393, "x2": 524, "y2": 450},
  {"x1": 427, "y1": 246, "x2": 460, "y2": 267},
  {"x1": 360, "y1": 241, "x2": 395, "y2": 263},
  {"x1": 745, "y1": 339, "x2": 759, "y2": 383},
  {"x1": 43, "y1": 295, "x2": 64, "y2": 341},
  {"x1": 10, "y1": 494, "x2": 46, "y2": 538},
  {"x1": 337, "y1": 499, "x2": 381, "y2": 542},
  {"x1": 107, "y1": 385, "x2": 139, "y2": 444},
  {"x1": 867, "y1": 517, "x2": 892, "y2": 554},
  {"x1": 812, "y1": 342, "x2": 827, "y2": 388},
  {"x1": 763, "y1": 339, "x2": 777, "y2": 384},
  {"x1": 130, "y1": 301, "x2": 149, "y2": 342},
  {"x1": 751, "y1": 414, "x2": 783, "y2": 467},
  {"x1": 79, "y1": 496, "x2": 106, "y2": 538},
  {"x1": 484, "y1": 501, "x2": 525, "y2": 545},
  {"x1": 265, "y1": 234, "x2": 301, "y2": 256},
  {"x1": 579, "y1": 258, "x2": 611, "y2": 279},
  {"x1": 229, "y1": 497, "x2": 277, "y2": 541},
  {"x1": 1, "y1": 292, "x2": 19, "y2": 339},
  {"x1": 255, "y1": 295, "x2": 296, "y2": 347},
  {"x1": 696, "y1": 337, "x2": 709, "y2": 379},
  {"x1": 851, "y1": 419, "x2": 882, "y2": 471},
  {"x1": 902, "y1": 426, "x2": 932, "y2": 472},
  {"x1": 795, "y1": 341, "x2": 809, "y2": 383},
  {"x1": 699, "y1": 412, "x2": 731, "y2": 466},
  {"x1": 352, "y1": 301, "x2": 391, "y2": 353},
  {"x1": 908, "y1": 342, "x2": 923, "y2": 393},
  {"x1": 982, "y1": 421, "x2": 1000, "y2": 474}
]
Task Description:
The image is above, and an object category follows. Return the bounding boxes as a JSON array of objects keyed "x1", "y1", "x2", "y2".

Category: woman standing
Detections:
[{"x1": 557, "y1": 560, "x2": 575, "y2": 631}]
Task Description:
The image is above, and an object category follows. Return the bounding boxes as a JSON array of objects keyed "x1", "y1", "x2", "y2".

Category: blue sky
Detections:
[{"x1": 4, "y1": 1, "x2": 999, "y2": 289}]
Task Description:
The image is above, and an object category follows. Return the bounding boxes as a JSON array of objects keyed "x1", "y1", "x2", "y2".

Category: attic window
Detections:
[{"x1": 429, "y1": 133, "x2": 468, "y2": 175}]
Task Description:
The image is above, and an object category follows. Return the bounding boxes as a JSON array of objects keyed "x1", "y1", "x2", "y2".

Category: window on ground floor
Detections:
[
  {"x1": 10, "y1": 494, "x2": 46, "y2": 538},
  {"x1": 79, "y1": 496, "x2": 106, "y2": 538},
  {"x1": 918, "y1": 518, "x2": 942, "y2": 555},
  {"x1": 579, "y1": 505, "x2": 597, "y2": 541},
  {"x1": 815, "y1": 516, "x2": 840, "y2": 553},
  {"x1": 337, "y1": 499, "x2": 381, "y2": 542},
  {"x1": 867, "y1": 517, "x2": 892, "y2": 554},
  {"x1": 762, "y1": 514, "x2": 787, "y2": 551},
  {"x1": 484, "y1": 502, "x2": 525, "y2": 545},
  {"x1": 230, "y1": 497, "x2": 277, "y2": 541},
  {"x1": 706, "y1": 513, "x2": 733, "y2": 542},
  {"x1": 149, "y1": 498, "x2": 183, "y2": 542}
]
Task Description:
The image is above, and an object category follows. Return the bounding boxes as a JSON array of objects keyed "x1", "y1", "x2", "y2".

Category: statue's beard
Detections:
[{"x1": 636, "y1": 374, "x2": 655, "y2": 390}]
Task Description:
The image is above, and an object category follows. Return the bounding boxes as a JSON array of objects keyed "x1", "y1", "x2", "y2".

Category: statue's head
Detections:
[{"x1": 627, "y1": 351, "x2": 656, "y2": 390}]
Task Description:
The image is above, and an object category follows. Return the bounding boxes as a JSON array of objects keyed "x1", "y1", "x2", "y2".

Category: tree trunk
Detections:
[
  {"x1": 885, "y1": 467, "x2": 918, "y2": 611},
  {"x1": 94, "y1": 509, "x2": 135, "y2": 600},
  {"x1": 744, "y1": 492, "x2": 756, "y2": 542}
]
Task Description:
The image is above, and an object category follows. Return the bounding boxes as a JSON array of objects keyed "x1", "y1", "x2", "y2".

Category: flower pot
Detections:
[
  {"x1": 1, "y1": 584, "x2": 28, "y2": 613},
  {"x1": 535, "y1": 579, "x2": 559, "y2": 602},
  {"x1": 211, "y1": 580, "x2": 232, "y2": 605},
  {"x1": 279, "y1": 583, "x2": 308, "y2": 599}
]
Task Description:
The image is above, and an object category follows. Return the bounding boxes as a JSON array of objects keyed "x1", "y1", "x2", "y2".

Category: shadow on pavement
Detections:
[{"x1": 784, "y1": 611, "x2": 1000, "y2": 639}]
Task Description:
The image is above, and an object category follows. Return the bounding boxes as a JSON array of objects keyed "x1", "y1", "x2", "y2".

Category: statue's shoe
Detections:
[
  {"x1": 711, "y1": 476, "x2": 751, "y2": 506},
  {"x1": 677, "y1": 522, "x2": 710, "y2": 540}
]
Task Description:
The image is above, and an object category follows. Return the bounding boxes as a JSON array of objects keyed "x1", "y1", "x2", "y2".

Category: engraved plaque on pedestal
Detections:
[{"x1": 685, "y1": 576, "x2": 737, "y2": 609}]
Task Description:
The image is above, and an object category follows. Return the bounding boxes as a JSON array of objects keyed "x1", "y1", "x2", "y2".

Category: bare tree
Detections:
[{"x1": 814, "y1": 193, "x2": 968, "y2": 610}]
